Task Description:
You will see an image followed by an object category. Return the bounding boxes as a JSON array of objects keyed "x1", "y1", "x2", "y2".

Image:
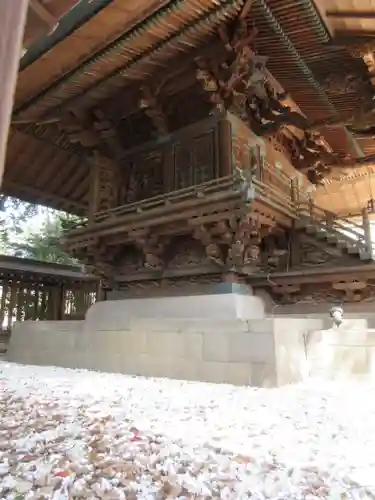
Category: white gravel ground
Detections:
[{"x1": 0, "y1": 362, "x2": 374, "y2": 499}]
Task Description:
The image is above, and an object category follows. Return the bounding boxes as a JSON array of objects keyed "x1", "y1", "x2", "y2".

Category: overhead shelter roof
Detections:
[{"x1": 4, "y1": 0, "x2": 375, "y2": 217}]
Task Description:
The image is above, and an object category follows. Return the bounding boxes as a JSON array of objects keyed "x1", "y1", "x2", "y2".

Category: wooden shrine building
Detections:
[{"x1": 5, "y1": 0, "x2": 375, "y2": 308}]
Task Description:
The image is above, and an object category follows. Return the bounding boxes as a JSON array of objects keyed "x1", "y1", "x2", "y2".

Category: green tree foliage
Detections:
[
  {"x1": 0, "y1": 195, "x2": 39, "y2": 253},
  {"x1": 0, "y1": 195, "x2": 85, "y2": 265}
]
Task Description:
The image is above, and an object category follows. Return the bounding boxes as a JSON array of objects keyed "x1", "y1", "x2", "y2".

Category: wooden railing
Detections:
[
  {"x1": 65, "y1": 169, "x2": 300, "y2": 241},
  {"x1": 262, "y1": 162, "x2": 294, "y2": 197},
  {"x1": 297, "y1": 201, "x2": 375, "y2": 253},
  {"x1": 94, "y1": 176, "x2": 236, "y2": 224}
]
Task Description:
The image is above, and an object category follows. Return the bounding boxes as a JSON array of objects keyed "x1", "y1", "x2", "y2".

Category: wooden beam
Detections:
[
  {"x1": 332, "y1": 31, "x2": 375, "y2": 42},
  {"x1": 29, "y1": 0, "x2": 57, "y2": 29},
  {"x1": 0, "y1": 0, "x2": 29, "y2": 188},
  {"x1": 239, "y1": 0, "x2": 255, "y2": 20},
  {"x1": 327, "y1": 10, "x2": 375, "y2": 20},
  {"x1": 2, "y1": 179, "x2": 86, "y2": 209},
  {"x1": 248, "y1": 264, "x2": 375, "y2": 286},
  {"x1": 93, "y1": 40, "x2": 224, "y2": 121}
]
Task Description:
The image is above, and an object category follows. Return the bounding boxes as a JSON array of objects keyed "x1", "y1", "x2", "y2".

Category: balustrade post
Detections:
[
  {"x1": 325, "y1": 211, "x2": 334, "y2": 229},
  {"x1": 308, "y1": 196, "x2": 314, "y2": 219},
  {"x1": 290, "y1": 178, "x2": 299, "y2": 213},
  {"x1": 361, "y1": 207, "x2": 373, "y2": 256}
]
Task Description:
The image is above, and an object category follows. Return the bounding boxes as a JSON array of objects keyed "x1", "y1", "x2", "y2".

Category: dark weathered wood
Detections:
[{"x1": 218, "y1": 119, "x2": 232, "y2": 176}]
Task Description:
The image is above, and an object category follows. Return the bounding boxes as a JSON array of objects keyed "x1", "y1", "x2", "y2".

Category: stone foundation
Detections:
[
  {"x1": 6, "y1": 290, "x2": 324, "y2": 386},
  {"x1": 7, "y1": 291, "x2": 375, "y2": 386},
  {"x1": 306, "y1": 321, "x2": 375, "y2": 379}
]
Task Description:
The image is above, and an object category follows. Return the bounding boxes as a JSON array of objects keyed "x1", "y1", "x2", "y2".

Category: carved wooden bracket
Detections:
[
  {"x1": 192, "y1": 225, "x2": 225, "y2": 266},
  {"x1": 139, "y1": 86, "x2": 168, "y2": 135},
  {"x1": 195, "y1": 18, "x2": 308, "y2": 136},
  {"x1": 60, "y1": 110, "x2": 101, "y2": 149},
  {"x1": 271, "y1": 284, "x2": 301, "y2": 303},
  {"x1": 130, "y1": 230, "x2": 170, "y2": 271},
  {"x1": 272, "y1": 129, "x2": 340, "y2": 184},
  {"x1": 92, "y1": 109, "x2": 125, "y2": 160},
  {"x1": 192, "y1": 214, "x2": 263, "y2": 270},
  {"x1": 88, "y1": 153, "x2": 120, "y2": 216}
]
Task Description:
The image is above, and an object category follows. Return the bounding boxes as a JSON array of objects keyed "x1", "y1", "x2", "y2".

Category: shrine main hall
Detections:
[{"x1": 4, "y1": 0, "x2": 375, "y2": 385}]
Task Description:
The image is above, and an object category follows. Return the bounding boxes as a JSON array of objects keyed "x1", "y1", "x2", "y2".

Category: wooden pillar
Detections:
[
  {"x1": 217, "y1": 119, "x2": 232, "y2": 176},
  {"x1": 290, "y1": 178, "x2": 298, "y2": 218},
  {"x1": 88, "y1": 154, "x2": 119, "y2": 223},
  {"x1": 0, "y1": 1, "x2": 29, "y2": 186},
  {"x1": 96, "y1": 280, "x2": 104, "y2": 302},
  {"x1": 362, "y1": 207, "x2": 372, "y2": 255},
  {"x1": 88, "y1": 161, "x2": 100, "y2": 225},
  {"x1": 162, "y1": 144, "x2": 174, "y2": 192},
  {"x1": 49, "y1": 284, "x2": 64, "y2": 320}
]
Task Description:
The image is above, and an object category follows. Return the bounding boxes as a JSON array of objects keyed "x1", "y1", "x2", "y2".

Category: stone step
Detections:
[
  {"x1": 326, "y1": 234, "x2": 339, "y2": 244},
  {"x1": 305, "y1": 224, "x2": 318, "y2": 234},
  {"x1": 337, "y1": 239, "x2": 349, "y2": 250},
  {"x1": 347, "y1": 245, "x2": 360, "y2": 255},
  {"x1": 314, "y1": 230, "x2": 329, "y2": 240}
]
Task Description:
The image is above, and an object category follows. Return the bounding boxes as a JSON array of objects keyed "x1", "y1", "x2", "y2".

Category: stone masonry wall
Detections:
[{"x1": 7, "y1": 313, "x2": 327, "y2": 387}]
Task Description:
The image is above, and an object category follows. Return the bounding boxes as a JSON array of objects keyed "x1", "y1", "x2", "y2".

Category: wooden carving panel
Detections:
[
  {"x1": 174, "y1": 130, "x2": 216, "y2": 189},
  {"x1": 167, "y1": 236, "x2": 212, "y2": 269},
  {"x1": 125, "y1": 149, "x2": 164, "y2": 202},
  {"x1": 98, "y1": 164, "x2": 118, "y2": 212}
]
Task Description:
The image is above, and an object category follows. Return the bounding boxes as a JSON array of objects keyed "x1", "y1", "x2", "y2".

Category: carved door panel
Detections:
[
  {"x1": 174, "y1": 130, "x2": 216, "y2": 189},
  {"x1": 137, "y1": 150, "x2": 163, "y2": 199},
  {"x1": 193, "y1": 131, "x2": 216, "y2": 184},
  {"x1": 124, "y1": 150, "x2": 164, "y2": 202}
]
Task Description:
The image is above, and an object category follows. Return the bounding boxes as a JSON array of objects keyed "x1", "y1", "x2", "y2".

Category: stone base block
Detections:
[
  {"x1": 6, "y1": 310, "x2": 328, "y2": 388},
  {"x1": 86, "y1": 287, "x2": 264, "y2": 331}
]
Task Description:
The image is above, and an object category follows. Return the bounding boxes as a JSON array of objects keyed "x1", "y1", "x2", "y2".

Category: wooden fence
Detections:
[
  {"x1": 0, "y1": 280, "x2": 97, "y2": 329},
  {"x1": 0, "y1": 255, "x2": 98, "y2": 341}
]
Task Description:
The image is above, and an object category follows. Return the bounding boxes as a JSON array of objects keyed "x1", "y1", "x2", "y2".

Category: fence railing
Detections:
[{"x1": 0, "y1": 280, "x2": 97, "y2": 330}]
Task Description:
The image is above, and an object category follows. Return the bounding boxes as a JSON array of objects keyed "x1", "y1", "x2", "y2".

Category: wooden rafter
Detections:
[
  {"x1": 14, "y1": 0, "x2": 244, "y2": 120},
  {"x1": 2, "y1": 179, "x2": 85, "y2": 210},
  {"x1": 29, "y1": 0, "x2": 58, "y2": 30}
]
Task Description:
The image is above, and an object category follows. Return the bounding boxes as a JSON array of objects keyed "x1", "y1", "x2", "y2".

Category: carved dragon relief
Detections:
[
  {"x1": 195, "y1": 19, "x2": 309, "y2": 136},
  {"x1": 274, "y1": 130, "x2": 341, "y2": 185},
  {"x1": 194, "y1": 18, "x2": 345, "y2": 183}
]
